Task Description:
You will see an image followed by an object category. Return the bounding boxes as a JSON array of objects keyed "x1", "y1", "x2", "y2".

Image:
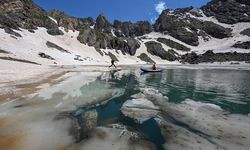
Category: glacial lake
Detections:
[{"x1": 1, "y1": 66, "x2": 250, "y2": 150}]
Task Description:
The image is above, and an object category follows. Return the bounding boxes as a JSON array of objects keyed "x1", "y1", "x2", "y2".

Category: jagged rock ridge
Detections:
[
  {"x1": 0, "y1": 0, "x2": 249, "y2": 64},
  {"x1": 0, "y1": 0, "x2": 63, "y2": 35}
]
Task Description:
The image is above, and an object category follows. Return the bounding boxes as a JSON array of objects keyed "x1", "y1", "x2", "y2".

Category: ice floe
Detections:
[
  {"x1": 137, "y1": 87, "x2": 250, "y2": 150},
  {"x1": 121, "y1": 98, "x2": 159, "y2": 123}
]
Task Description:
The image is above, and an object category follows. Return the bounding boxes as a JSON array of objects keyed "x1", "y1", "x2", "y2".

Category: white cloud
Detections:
[
  {"x1": 155, "y1": 1, "x2": 167, "y2": 14},
  {"x1": 150, "y1": 17, "x2": 157, "y2": 23}
]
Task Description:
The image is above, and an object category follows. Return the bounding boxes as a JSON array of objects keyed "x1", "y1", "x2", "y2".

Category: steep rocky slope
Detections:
[
  {"x1": 0, "y1": 0, "x2": 63, "y2": 35},
  {"x1": 0, "y1": 0, "x2": 249, "y2": 65},
  {"x1": 202, "y1": 0, "x2": 250, "y2": 24}
]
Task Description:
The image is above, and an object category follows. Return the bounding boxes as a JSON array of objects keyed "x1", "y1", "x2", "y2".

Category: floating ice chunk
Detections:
[
  {"x1": 123, "y1": 98, "x2": 159, "y2": 110},
  {"x1": 182, "y1": 99, "x2": 222, "y2": 111},
  {"x1": 121, "y1": 98, "x2": 159, "y2": 124},
  {"x1": 139, "y1": 88, "x2": 169, "y2": 109}
]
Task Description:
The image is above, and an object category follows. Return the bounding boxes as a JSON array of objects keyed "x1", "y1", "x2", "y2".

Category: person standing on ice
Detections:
[{"x1": 109, "y1": 59, "x2": 117, "y2": 68}]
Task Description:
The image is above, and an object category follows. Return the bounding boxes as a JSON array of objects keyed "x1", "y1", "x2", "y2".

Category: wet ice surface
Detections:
[
  {"x1": 0, "y1": 70, "x2": 126, "y2": 150},
  {"x1": 0, "y1": 66, "x2": 250, "y2": 150}
]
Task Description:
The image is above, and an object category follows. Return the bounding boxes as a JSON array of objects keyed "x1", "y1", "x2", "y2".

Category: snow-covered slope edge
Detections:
[{"x1": 0, "y1": 27, "x2": 179, "y2": 65}]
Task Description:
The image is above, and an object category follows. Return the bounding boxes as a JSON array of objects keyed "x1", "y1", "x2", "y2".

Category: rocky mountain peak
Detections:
[
  {"x1": 95, "y1": 14, "x2": 112, "y2": 31},
  {"x1": 154, "y1": 6, "x2": 232, "y2": 46},
  {"x1": 48, "y1": 9, "x2": 95, "y2": 32},
  {"x1": 113, "y1": 20, "x2": 153, "y2": 37},
  {"x1": 202, "y1": 0, "x2": 250, "y2": 24}
]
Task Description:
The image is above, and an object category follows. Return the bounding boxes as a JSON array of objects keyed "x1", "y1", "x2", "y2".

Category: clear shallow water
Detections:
[
  {"x1": 73, "y1": 73, "x2": 165, "y2": 150},
  {"x1": 138, "y1": 69, "x2": 250, "y2": 114},
  {"x1": 73, "y1": 68, "x2": 250, "y2": 149},
  {"x1": 1, "y1": 67, "x2": 250, "y2": 150}
]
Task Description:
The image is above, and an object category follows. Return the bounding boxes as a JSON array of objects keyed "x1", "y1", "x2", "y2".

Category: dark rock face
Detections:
[
  {"x1": 47, "y1": 28, "x2": 63, "y2": 35},
  {"x1": 240, "y1": 28, "x2": 250, "y2": 37},
  {"x1": 113, "y1": 20, "x2": 153, "y2": 37},
  {"x1": 126, "y1": 38, "x2": 141, "y2": 55},
  {"x1": 157, "y1": 38, "x2": 190, "y2": 51},
  {"x1": 154, "y1": 9, "x2": 232, "y2": 46},
  {"x1": 154, "y1": 11, "x2": 199, "y2": 46},
  {"x1": 77, "y1": 27, "x2": 140, "y2": 56},
  {"x1": 202, "y1": 0, "x2": 250, "y2": 24},
  {"x1": 4, "y1": 27, "x2": 22, "y2": 37},
  {"x1": 233, "y1": 41, "x2": 250, "y2": 49},
  {"x1": 49, "y1": 10, "x2": 95, "y2": 32},
  {"x1": 46, "y1": 41, "x2": 70, "y2": 53},
  {"x1": 181, "y1": 50, "x2": 250, "y2": 64},
  {"x1": 0, "y1": 0, "x2": 63, "y2": 35},
  {"x1": 145, "y1": 41, "x2": 177, "y2": 61},
  {"x1": 137, "y1": 53, "x2": 155, "y2": 63},
  {"x1": 196, "y1": 20, "x2": 232, "y2": 39},
  {"x1": 77, "y1": 27, "x2": 97, "y2": 46}
]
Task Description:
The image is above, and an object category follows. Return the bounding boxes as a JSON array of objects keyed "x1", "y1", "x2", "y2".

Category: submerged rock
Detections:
[{"x1": 81, "y1": 110, "x2": 98, "y2": 132}]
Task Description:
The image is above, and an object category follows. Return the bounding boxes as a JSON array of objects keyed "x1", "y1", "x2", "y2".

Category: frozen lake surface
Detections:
[{"x1": 0, "y1": 66, "x2": 250, "y2": 150}]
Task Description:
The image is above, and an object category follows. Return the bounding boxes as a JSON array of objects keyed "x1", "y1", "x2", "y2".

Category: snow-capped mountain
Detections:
[{"x1": 0, "y1": 0, "x2": 250, "y2": 65}]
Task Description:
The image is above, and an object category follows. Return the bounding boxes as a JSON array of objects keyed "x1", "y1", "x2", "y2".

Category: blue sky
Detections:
[{"x1": 33, "y1": 0, "x2": 210, "y2": 23}]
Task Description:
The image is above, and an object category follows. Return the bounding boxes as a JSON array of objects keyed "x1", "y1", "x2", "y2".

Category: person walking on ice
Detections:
[{"x1": 109, "y1": 59, "x2": 117, "y2": 68}]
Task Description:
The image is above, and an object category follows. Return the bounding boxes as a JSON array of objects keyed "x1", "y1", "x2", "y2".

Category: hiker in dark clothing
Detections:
[
  {"x1": 109, "y1": 59, "x2": 117, "y2": 68},
  {"x1": 152, "y1": 63, "x2": 156, "y2": 70}
]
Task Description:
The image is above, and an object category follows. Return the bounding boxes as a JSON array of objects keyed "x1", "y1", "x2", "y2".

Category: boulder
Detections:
[{"x1": 38, "y1": 52, "x2": 55, "y2": 60}]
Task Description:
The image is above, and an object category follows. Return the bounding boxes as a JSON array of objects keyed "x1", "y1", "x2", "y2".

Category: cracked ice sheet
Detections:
[
  {"x1": 0, "y1": 71, "x2": 126, "y2": 150},
  {"x1": 23, "y1": 71, "x2": 125, "y2": 112},
  {"x1": 137, "y1": 88, "x2": 250, "y2": 150}
]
